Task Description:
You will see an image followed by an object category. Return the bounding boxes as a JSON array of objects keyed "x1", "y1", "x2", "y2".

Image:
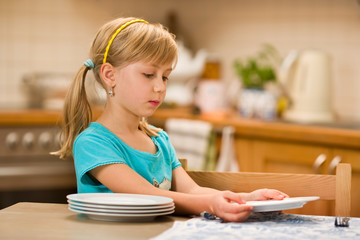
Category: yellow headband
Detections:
[{"x1": 103, "y1": 19, "x2": 149, "y2": 64}]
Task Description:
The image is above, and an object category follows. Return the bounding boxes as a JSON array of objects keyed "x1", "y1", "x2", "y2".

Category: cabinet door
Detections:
[
  {"x1": 249, "y1": 140, "x2": 333, "y2": 215},
  {"x1": 332, "y1": 148, "x2": 360, "y2": 217},
  {"x1": 252, "y1": 140, "x2": 331, "y2": 174},
  {"x1": 234, "y1": 138, "x2": 253, "y2": 172}
]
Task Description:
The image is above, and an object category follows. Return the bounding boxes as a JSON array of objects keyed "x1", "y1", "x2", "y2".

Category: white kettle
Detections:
[{"x1": 279, "y1": 49, "x2": 334, "y2": 123}]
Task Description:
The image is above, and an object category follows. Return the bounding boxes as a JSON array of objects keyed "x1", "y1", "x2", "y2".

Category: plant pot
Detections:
[{"x1": 237, "y1": 88, "x2": 277, "y2": 120}]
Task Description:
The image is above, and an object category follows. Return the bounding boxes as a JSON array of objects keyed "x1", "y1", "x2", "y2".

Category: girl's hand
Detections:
[
  {"x1": 209, "y1": 191, "x2": 253, "y2": 222},
  {"x1": 247, "y1": 188, "x2": 289, "y2": 201}
]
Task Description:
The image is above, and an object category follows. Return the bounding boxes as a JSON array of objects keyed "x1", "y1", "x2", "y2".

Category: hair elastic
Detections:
[
  {"x1": 83, "y1": 59, "x2": 95, "y2": 69},
  {"x1": 103, "y1": 19, "x2": 149, "y2": 64}
]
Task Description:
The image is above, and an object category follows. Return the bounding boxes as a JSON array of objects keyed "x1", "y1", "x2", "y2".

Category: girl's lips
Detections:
[{"x1": 149, "y1": 100, "x2": 160, "y2": 106}]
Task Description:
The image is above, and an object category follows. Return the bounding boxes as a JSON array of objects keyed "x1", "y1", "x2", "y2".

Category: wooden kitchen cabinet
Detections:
[
  {"x1": 235, "y1": 139, "x2": 333, "y2": 216},
  {"x1": 235, "y1": 138, "x2": 360, "y2": 217},
  {"x1": 237, "y1": 140, "x2": 331, "y2": 174}
]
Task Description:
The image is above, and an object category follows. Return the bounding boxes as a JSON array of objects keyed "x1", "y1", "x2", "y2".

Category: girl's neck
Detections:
[{"x1": 96, "y1": 103, "x2": 140, "y2": 135}]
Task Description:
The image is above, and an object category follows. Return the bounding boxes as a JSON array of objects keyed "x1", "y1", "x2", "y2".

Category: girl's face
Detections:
[{"x1": 112, "y1": 61, "x2": 172, "y2": 118}]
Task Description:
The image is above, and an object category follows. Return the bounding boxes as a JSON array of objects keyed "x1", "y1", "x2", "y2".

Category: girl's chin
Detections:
[{"x1": 139, "y1": 109, "x2": 158, "y2": 118}]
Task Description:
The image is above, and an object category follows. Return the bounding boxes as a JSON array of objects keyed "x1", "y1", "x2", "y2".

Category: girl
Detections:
[{"x1": 53, "y1": 17, "x2": 288, "y2": 222}]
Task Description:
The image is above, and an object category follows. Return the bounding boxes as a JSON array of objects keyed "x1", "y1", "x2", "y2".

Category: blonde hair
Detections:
[{"x1": 53, "y1": 17, "x2": 178, "y2": 159}]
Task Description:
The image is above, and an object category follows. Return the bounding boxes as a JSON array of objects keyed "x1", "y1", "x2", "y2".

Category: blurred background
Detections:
[{"x1": 1, "y1": 0, "x2": 360, "y2": 120}]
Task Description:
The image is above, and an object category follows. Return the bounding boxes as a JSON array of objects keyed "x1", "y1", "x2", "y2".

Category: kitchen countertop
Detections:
[
  {"x1": 0, "y1": 109, "x2": 64, "y2": 125},
  {"x1": 149, "y1": 107, "x2": 360, "y2": 149},
  {"x1": 0, "y1": 108, "x2": 103, "y2": 126},
  {"x1": 1, "y1": 107, "x2": 359, "y2": 148}
]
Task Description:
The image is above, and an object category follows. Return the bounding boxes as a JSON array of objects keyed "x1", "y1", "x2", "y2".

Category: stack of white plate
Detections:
[{"x1": 67, "y1": 193, "x2": 175, "y2": 222}]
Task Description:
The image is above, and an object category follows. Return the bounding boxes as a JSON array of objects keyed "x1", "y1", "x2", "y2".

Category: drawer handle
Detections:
[
  {"x1": 312, "y1": 154, "x2": 327, "y2": 173},
  {"x1": 328, "y1": 156, "x2": 342, "y2": 174}
]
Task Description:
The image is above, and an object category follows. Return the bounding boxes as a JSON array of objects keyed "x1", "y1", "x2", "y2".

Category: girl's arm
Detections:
[
  {"x1": 90, "y1": 164, "x2": 287, "y2": 222},
  {"x1": 171, "y1": 167, "x2": 288, "y2": 201},
  {"x1": 91, "y1": 163, "x2": 254, "y2": 221}
]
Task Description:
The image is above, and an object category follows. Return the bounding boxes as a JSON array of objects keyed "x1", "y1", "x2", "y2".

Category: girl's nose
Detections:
[{"x1": 153, "y1": 78, "x2": 166, "y2": 92}]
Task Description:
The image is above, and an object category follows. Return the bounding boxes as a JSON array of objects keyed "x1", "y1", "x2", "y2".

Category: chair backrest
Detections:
[{"x1": 180, "y1": 159, "x2": 351, "y2": 217}]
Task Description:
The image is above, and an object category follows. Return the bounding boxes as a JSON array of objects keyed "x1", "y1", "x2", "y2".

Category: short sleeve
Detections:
[{"x1": 73, "y1": 132, "x2": 127, "y2": 192}]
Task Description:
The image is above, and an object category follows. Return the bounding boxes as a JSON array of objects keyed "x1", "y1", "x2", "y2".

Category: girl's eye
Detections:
[
  {"x1": 144, "y1": 73, "x2": 154, "y2": 78},
  {"x1": 162, "y1": 76, "x2": 169, "y2": 81}
]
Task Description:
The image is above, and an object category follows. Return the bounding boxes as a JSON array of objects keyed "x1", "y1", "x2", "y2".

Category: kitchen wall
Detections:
[{"x1": 1, "y1": 0, "x2": 359, "y2": 120}]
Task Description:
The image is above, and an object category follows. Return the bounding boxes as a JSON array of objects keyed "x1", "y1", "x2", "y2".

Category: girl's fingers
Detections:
[
  {"x1": 211, "y1": 189, "x2": 289, "y2": 222},
  {"x1": 221, "y1": 200, "x2": 253, "y2": 214},
  {"x1": 252, "y1": 189, "x2": 289, "y2": 201},
  {"x1": 219, "y1": 192, "x2": 253, "y2": 215},
  {"x1": 264, "y1": 189, "x2": 289, "y2": 200},
  {"x1": 220, "y1": 205, "x2": 253, "y2": 222},
  {"x1": 222, "y1": 191, "x2": 246, "y2": 204}
]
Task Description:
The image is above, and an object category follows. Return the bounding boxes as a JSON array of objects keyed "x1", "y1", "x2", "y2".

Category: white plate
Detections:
[
  {"x1": 67, "y1": 200, "x2": 174, "y2": 210},
  {"x1": 67, "y1": 193, "x2": 173, "y2": 206},
  {"x1": 68, "y1": 206, "x2": 175, "y2": 222},
  {"x1": 245, "y1": 196, "x2": 320, "y2": 212},
  {"x1": 68, "y1": 203, "x2": 175, "y2": 214}
]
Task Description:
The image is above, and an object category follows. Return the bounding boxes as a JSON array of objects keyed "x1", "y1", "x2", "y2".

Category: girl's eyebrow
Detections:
[{"x1": 150, "y1": 64, "x2": 172, "y2": 71}]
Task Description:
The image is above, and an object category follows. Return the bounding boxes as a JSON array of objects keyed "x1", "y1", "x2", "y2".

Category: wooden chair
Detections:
[{"x1": 179, "y1": 159, "x2": 351, "y2": 217}]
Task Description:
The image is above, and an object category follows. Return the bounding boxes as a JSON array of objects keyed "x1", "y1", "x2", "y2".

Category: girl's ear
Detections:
[{"x1": 100, "y1": 63, "x2": 116, "y2": 88}]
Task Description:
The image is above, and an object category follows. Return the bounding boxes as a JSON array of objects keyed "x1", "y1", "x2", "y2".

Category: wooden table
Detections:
[
  {"x1": 2, "y1": 202, "x2": 360, "y2": 240},
  {"x1": 0, "y1": 202, "x2": 188, "y2": 240}
]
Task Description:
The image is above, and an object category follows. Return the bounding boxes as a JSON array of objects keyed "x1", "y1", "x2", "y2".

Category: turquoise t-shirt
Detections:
[{"x1": 73, "y1": 122, "x2": 181, "y2": 193}]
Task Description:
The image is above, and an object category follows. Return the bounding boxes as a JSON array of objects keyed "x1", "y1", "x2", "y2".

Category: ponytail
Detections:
[
  {"x1": 52, "y1": 66, "x2": 92, "y2": 159},
  {"x1": 139, "y1": 117, "x2": 162, "y2": 137}
]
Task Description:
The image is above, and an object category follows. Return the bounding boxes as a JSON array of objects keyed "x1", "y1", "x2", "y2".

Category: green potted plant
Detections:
[
  {"x1": 234, "y1": 44, "x2": 280, "y2": 89},
  {"x1": 233, "y1": 44, "x2": 282, "y2": 119}
]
